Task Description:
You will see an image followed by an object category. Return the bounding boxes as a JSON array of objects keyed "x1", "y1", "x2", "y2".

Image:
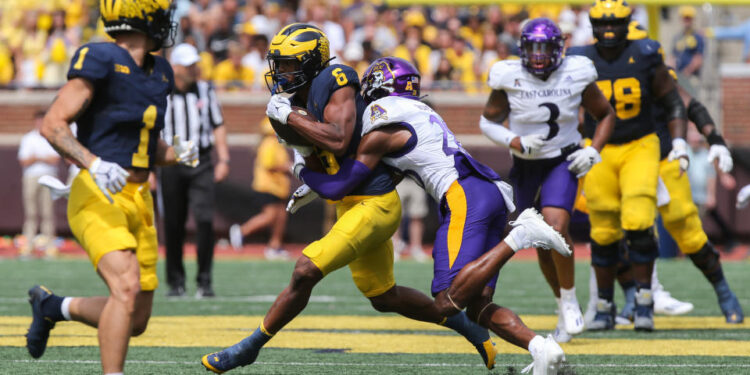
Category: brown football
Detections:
[{"x1": 269, "y1": 106, "x2": 314, "y2": 146}]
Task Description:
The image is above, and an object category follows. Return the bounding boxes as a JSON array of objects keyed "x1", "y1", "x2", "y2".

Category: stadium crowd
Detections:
[{"x1": 0, "y1": 0, "x2": 664, "y2": 92}]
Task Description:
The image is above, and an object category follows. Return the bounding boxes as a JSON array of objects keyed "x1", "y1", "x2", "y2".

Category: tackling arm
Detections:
[
  {"x1": 41, "y1": 78, "x2": 97, "y2": 169},
  {"x1": 300, "y1": 126, "x2": 409, "y2": 200},
  {"x1": 287, "y1": 86, "x2": 357, "y2": 156}
]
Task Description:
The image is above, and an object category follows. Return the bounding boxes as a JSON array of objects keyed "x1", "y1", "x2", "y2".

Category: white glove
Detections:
[
  {"x1": 707, "y1": 144, "x2": 733, "y2": 173},
  {"x1": 286, "y1": 184, "x2": 318, "y2": 214},
  {"x1": 737, "y1": 184, "x2": 750, "y2": 209},
  {"x1": 519, "y1": 134, "x2": 546, "y2": 156},
  {"x1": 266, "y1": 94, "x2": 293, "y2": 125},
  {"x1": 173, "y1": 135, "x2": 199, "y2": 167},
  {"x1": 38, "y1": 175, "x2": 71, "y2": 200},
  {"x1": 667, "y1": 137, "x2": 690, "y2": 173},
  {"x1": 89, "y1": 157, "x2": 129, "y2": 203},
  {"x1": 566, "y1": 146, "x2": 602, "y2": 178},
  {"x1": 291, "y1": 148, "x2": 307, "y2": 179}
]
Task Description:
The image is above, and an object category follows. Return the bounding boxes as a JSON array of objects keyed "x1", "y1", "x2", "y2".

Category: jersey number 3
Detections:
[
  {"x1": 596, "y1": 78, "x2": 642, "y2": 120},
  {"x1": 132, "y1": 105, "x2": 156, "y2": 168}
]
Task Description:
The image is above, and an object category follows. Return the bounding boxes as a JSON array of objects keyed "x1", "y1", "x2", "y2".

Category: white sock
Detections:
[
  {"x1": 561, "y1": 287, "x2": 577, "y2": 303},
  {"x1": 506, "y1": 225, "x2": 527, "y2": 252},
  {"x1": 588, "y1": 265, "x2": 598, "y2": 302},
  {"x1": 528, "y1": 335, "x2": 544, "y2": 353},
  {"x1": 61, "y1": 297, "x2": 73, "y2": 321},
  {"x1": 651, "y1": 262, "x2": 663, "y2": 291}
]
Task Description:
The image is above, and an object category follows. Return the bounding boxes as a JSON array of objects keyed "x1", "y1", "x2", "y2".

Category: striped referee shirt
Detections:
[{"x1": 162, "y1": 80, "x2": 224, "y2": 153}]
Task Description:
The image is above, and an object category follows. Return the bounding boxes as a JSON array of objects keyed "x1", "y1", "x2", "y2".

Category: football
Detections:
[{"x1": 269, "y1": 106, "x2": 314, "y2": 146}]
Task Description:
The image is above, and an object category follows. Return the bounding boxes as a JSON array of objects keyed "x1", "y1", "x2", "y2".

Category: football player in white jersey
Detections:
[
  {"x1": 479, "y1": 18, "x2": 615, "y2": 343},
  {"x1": 299, "y1": 56, "x2": 573, "y2": 374}
]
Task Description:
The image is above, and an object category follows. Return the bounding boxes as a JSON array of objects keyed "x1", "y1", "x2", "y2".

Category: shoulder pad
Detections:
[
  {"x1": 487, "y1": 60, "x2": 522, "y2": 90},
  {"x1": 362, "y1": 96, "x2": 419, "y2": 134},
  {"x1": 67, "y1": 43, "x2": 113, "y2": 84},
  {"x1": 564, "y1": 55, "x2": 598, "y2": 84}
]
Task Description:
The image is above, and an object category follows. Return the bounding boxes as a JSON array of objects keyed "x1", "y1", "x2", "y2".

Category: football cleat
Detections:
[
  {"x1": 633, "y1": 289, "x2": 654, "y2": 332},
  {"x1": 26, "y1": 285, "x2": 57, "y2": 358},
  {"x1": 654, "y1": 289, "x2": 694, "y2": 316},
  {"x1": 509, "y1": 208, "x2": 571, "y2": 257},
  {"x1": 229, "y1": 224, "x2": 243, "y2": 251},
  {"x1": 552, "y1": 320, "x2": 572, "y2": 343},
  {"x1": 718, "y1": 291, "x2": 744, "y2": 324},
  {"x1": 561, "y1": 299, "x2": 585, "y2": 335},
  {"x1": 522, "y1": 335, "x2": 565, "y2": 375},
  {"x1": 587, "y1": 299, "x2": 616, "y2": 331},
  {"x1": 201, "y1": 347, "x2": 258, "y2": 374}
]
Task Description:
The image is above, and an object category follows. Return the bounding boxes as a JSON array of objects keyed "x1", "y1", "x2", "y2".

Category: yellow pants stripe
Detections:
[{"x1": 445, "y1": 181, "x2": 467, "y2": 269}]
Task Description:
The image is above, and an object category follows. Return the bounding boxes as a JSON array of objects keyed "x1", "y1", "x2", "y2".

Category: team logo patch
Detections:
[
  {"x1": 514, "y1": 79, "x2": 521, "y2": 87},
  {"x1": 114, "y1": 64, "x2": 130, "y2": 74},
  {"x1": 370, "y1": 104, "x2": 388, "y2": 122}
]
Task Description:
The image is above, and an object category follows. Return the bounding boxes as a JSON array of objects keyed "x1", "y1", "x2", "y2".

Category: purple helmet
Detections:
[
  {"x1": 519, "y1": 18, "x2": 565, "y2": 78},
  {"x1": 360, "y1": 57, "x2": 420, "y2": 103}
]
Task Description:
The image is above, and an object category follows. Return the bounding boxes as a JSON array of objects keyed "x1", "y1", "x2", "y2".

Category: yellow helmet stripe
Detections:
[{"x1": 590, "y1": 0, "x2": 631, "y2": 20}]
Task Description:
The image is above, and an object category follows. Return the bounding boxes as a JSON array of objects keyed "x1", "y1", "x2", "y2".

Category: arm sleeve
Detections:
[
  {"x1": 67, "y1": 45, "x2": 110, "y2": 85},
  {"x1": 207, "y1": 84, "x2": 224, "y2": 128},
  {"x1": 299, "y1": 158, "x2": 372, "y2": 200},
  {"x1": 479, "y1": 115, "x2": 517, "y2": 147}
]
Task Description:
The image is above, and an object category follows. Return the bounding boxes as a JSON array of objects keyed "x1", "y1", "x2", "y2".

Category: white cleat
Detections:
[
  {"x1": 552, "y1": 320, "x2": 572, "y2": 343},
  {"x1": 561, "y1": 300, "x2": 585, "y2": 335},
  {"x1": 523, "y1": 335, "x2": 565, "y2": 375},
  {"x1": 509, "y1": 208, "x2": 571, "y2": 257},
  {"x1": 654, "y1": 289, "x2": 694, "y2": 316},
  {"x1": 229, "y1": 224, "x2": 243, "y2": 251}
]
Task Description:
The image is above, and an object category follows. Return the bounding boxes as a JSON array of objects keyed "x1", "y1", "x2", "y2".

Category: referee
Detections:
[{"x1": 159, "y1": 43, "x2": 230, "y2": 298}]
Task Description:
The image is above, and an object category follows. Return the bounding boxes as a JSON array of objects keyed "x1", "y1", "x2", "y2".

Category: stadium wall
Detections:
[{"x1": 1, "y1": 64, "x2": 749, "y2": 242}]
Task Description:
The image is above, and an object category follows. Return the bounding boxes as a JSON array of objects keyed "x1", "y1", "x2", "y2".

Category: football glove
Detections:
[
  {"x1": 519, "y1": 134, "x2": 546, "y2": 156},
  {"x1": 291, "y1": 148, "x2": 308, "y2": 179},
  {"x1": 566, "y1": 146, "x2": 601, "y2": 178},
  {"x1": 707, "y1": 144, "x2": 733, "y2": 173},
  {"x1": 286, "y1": 184, "x2": 318, "y2": 214},
  {"x1": 266, "y1": 94, "x2": 293, "y2": 125},
  {"x1": 737, "y1": 184, "x2": 750, "y2": 209},
  {"x1": 173, "y1": 135, "x2": 199, "y2": 167},
  {"x1": 89, "y1": 157, "x2": 129, "y2": 203},
  {"x1": 667, "y1": 138, "x2": 690, "y2": 174}
]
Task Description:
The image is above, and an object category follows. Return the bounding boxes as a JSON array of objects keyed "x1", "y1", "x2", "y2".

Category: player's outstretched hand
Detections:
[
  {"x1": 267, "y1": 94, "x2": 293, "y2": 125},
  {"x1": 707, "y1": 144, "x2": 733, "y2": 173},
  {"x1": 173, "y1": 135, "x2": 199, "y2": 167},
  {"x1": 737, "y1": 185, "x2": 750, "y2": 209},
  {"x1": 668, "y1": 138, "x2": 690, "y2": 174},
  {"x1": 287, "y1": 184, "x2": 318, "y2": 214},
  {"x1": 566, "y1": 146, "x2": 601, "y2": 178},
  {"x1": 89, "y1": 157, "x2": 129, "y2": 203},
  {"x1": 519, "y1": 134, "x2": 546, "y2": 156}
]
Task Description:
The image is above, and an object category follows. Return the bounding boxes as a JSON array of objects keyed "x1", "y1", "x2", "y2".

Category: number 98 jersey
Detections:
[
  {"x1": 67, "y1": 43, "x2": 174, "y2": 170},
  {"x1": 568, "y1": 39, "x2": 665, "y2": 144},
  {"x1": 487, "y1": 55, "x2": 597, "y2": 160}
]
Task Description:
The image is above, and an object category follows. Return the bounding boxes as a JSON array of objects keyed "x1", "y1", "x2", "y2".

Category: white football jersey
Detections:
[
  {"x1": 487, "y1": 55, "x2": 597, "y2": 159},
  {"x1": 361, "y1": 96, "x2": 465, "y2": 202}
]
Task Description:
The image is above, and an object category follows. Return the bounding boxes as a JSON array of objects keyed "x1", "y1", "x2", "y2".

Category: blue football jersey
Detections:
[
  {"x1": 68, "y1": 42, "x2": 174, "y2": 170},
  {"x1": 299, "y1": 64, "x2": 395, "y2": 196},
  {"x1": 569, "y1": 39, "x2": 665, "y2": 144}
]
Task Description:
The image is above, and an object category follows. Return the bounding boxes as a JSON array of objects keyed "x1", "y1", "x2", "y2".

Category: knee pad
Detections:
[
  {"x1": 688, "y1": 243, "x2": 720, "y2": 271},
  {"x1": 625, "y1": 228, "x2": 658, "y2": 264},
  {"x1": 591, "y1": 241, "x2": 620, "y2": 268}
]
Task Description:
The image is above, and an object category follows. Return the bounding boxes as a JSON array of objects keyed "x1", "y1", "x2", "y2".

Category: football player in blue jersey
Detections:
[
  {"x1": 202, "y1": 24, "x2": 498, "y2": 373},
  {"x1": 24, "y1": 1, "x2": 199, "y2": 373},
  {"x1": 567, "y1": 0, "x2": 689, "y2": 332}
]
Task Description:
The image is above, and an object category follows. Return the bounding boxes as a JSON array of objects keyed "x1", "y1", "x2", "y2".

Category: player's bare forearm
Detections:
[
  {"x1": 355, "y1": 126, "x2": 410, "y2": 169},
  {"x1": 582, "y1": 82, "x2": 615, "y2": 151},
  {"x1": 154, "y1": 139, "x2": 177, "y2": 166},
  {"x1": 41, "y1": 79, "x2": 97, "y2": 168},
  {"x1": 287, "y1": 113, "x2": 347, "y2": 153},
  {"x1": 482, "y1": 89, "x2": 510, "y2": 124}
]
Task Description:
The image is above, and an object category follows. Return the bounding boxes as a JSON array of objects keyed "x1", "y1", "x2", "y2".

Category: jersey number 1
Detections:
[{"x1": 132, "y1": 105, "x2": 156, "y2": 168}]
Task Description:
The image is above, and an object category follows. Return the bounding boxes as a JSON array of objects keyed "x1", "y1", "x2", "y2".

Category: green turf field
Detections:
[{"x1": 1, "y1": 257, "x2": 748, "y2": 374}]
